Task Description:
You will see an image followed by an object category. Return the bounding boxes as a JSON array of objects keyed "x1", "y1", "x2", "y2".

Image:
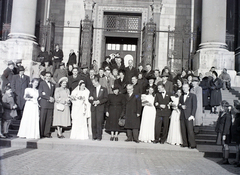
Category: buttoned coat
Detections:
[
  {"x1": 124, "y1": 93, "x2": 142, "y2": 129},
  {"x1": 11, "y1": 74, "x2": 30, "y2": 110},
  {"x1": 154, "y1": 92, "x2": 172, "y2": 117},
  {"x1": 1, "y1": 67, "x2": 14, "y2": 89}
]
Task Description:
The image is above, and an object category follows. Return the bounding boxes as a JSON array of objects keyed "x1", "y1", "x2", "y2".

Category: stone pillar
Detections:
[
  {"x1": 193, "y1": 0, "x2": 238, "y2": 86},
  {"x1": 9, "y1": 0, "x2": 37, "y2": 41},
  {"x1": 0, "y1": 0, "x2": 39, "y2": 77}
]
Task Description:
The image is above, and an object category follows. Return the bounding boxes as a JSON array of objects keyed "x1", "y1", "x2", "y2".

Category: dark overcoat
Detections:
[
  {"x1": 178, "y1": 93, "x2": 197, "y2": 119},
  {"x1": 105, "y1": 94, "x2": 125, "y2": 131},
  {"x1": 124, "y1": 93, "x2": 142, "y2": 129},
  {"x1": 199, "y1": 77, "x2": 210, "y2": 107},
  {"x1": 1, "y1": 67, "x2": 14, "y2": 89},
  {"x1": 67, "y1": 52, "x2": 77, "y2": 66},
  {"x1": 68, "y1": 75, "x2": 85, "y2": 92},
  {"x1": 125, "y1": 67, "x2": 138, "y2": 83},
  {"x1": 11, "y1": 74, "x2": 30, "y2": 110},
  {"x1": 209, "y1": 78, "x2": 222, "y2": 106},
  {"x1": 2, "y1": 93, "x2": 17, "y2": 120},
  {"x1": 232, "y1": 112, "x2": 240, "y2": 144}
]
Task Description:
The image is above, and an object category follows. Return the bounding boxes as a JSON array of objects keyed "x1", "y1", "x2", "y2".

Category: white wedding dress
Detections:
[
  {"x1": 166, "y1": 96, "x2": 183, "y2": 145},
  {"x1": 139, "y1": 95, "x2": 156, "y2": 142},
  {"x1": 70, "y1": 87, "x2": 91, "y2": 140},
  {"x1": 17, "y1": 88, "x2": 40, "y2": 139}
]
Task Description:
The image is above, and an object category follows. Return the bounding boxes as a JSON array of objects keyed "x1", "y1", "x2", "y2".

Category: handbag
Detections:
[
  {"x1": 118, "y1": 116, "x2": 125, "y2": 127},
  {"x1": 56, "y1": 103, "x2": 65, "y2": 112}
]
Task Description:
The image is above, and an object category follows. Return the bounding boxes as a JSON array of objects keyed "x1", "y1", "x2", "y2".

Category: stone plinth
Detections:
[
  {"x1": 0, "y1": 40, "x2": 38, "y2": 76},
  {"x1": 193, "y1": 47, "x2": 240, "y2": 86}
]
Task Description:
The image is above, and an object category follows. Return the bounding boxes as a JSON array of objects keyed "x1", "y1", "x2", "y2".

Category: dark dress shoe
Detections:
[
  {"x1": 189, "y1": 146, "x2": 196, "y2": 149},
  {"x1": 125, "y1": 139, "x2": 132, "y2": 142},
  {"x1": 180, "y1": 144, "x2": 188, "y2": 147},
  {"x1": 235, "y1": 162, "x2": 240, "y2": 167},
  {"x1": 57, "y1": 134, "x2": 61, "y2": 138},
  {"x1": 61, "y1": 135, "x2": 65, "y2": 138},
  {"x1": 160, "y1": 141, "x2": 165, "y2": 144},
  {"x1": 115, "y1": 137, "x2": 118, "y2": 141},
  {"x1": 46, "y1": 136, "x2": 52, "y2": 138},
  {"x1": 7, "y1": 134, "x2": 13, "y2": 137},
  {"x1": 110, "y1": 137, "x2": 114, "y2": 141},
  {"x1": 153, "y1": 140, "x2": 159, "y2": 144},
  {"x1": 133, "y1": 140, "x2": 140, "y2": 143},
  {"x1": 0, "y1": 134, "x2": 6, "y2": 139},
  {"x1": 3, "y1": 134, "x2": 9, "y2": 138},
  {"x1": 97, "y1": 139, "x2": 101, "y2": 141},
  {"x1": 222, "y1": 159, "x2": 230, "y2": 164}
]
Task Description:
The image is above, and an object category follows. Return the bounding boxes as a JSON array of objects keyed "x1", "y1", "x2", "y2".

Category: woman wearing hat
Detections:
[
  {"x1": 209, "y1": 71, "x2": 223, "y2": 114},
  {"x1": 52, "y1": 77, "x2": 71, "y2": 138},
  {"x1": 190, "y1": 76, "x2": 203, "y2": 126},
  {"x1": 105, "y1": 85, "x2": 125, "y2": 141},
  {"x1": 70, "y1": 80, "x2": 91, "y2": 140}
]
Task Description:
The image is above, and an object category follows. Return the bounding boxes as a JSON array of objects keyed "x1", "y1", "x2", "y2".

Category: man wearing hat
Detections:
[
  {"x1": 13, "y1": 59, "x2": 22, "y2": 75},
  {"x1": 11, "y1": 66, "x2": 30, "y2": 120},
  {"x1": 157, "y1": 72, "x2": 173, "y2": 95},
  {"x1": 1, "y1": 61, "x2": 15, "y2": 90},
  {"x1": 52, "y1": 44, "x2": 64, "y2": 73},
  {"x1": 38, "y1": 71, "x2": 55, "y2": 138},
  {"x1": 53, "y1": 62, "x2": 68, "y2": 84}
]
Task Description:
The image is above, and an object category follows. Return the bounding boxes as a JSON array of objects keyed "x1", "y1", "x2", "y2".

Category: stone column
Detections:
[
  {"x1": 0, "y1": 0, "x2": 39, "y2": 77},
  {"x1": 193, "y1": 0, "x2": 238, "y2": 86},
  {"x1": 8, "y1": 0, "x2": 37, "y2": 41},
  {"x1": 200, "y1": 0, "x2": 227, "y2": 49}
]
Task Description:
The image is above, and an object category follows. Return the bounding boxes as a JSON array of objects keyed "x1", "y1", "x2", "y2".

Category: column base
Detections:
[
  {"x1": 8, "y1": 33, "x2": 37, "y2": 43},
  {"x1": 0, "y1": 39, "x2": 39, "y2": 77},
  {"x1": 193, "y1": 47, "x2": 240, "y2": 86},
  {"x1": 199, "y1": 42, "x2": 228, "y2": 50}
]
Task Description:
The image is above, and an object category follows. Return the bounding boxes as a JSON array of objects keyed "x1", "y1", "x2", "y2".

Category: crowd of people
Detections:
[{"x1": 0, "y1": 44, "x2": 239, "y2": 154}]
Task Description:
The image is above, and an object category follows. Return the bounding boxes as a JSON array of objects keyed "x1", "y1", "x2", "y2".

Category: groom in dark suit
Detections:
[
  {"x1": 38, "y1": 71, "x2": 55, "y2": 138},
  {"x1": 154, "y1": 83, "x2": 172, "y2": 144},
  {"x1": 89, "y1": 76, "x2": 108, "y2": 141},
  {"x1": 178, "y1": 83, "x2": 197, "y2": 148}
]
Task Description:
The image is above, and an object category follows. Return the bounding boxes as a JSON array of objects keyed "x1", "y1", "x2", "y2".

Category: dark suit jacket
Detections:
[
  {"x1": 154, "y1": 92, "x2": 172, "y2": 117},
  {"x1": 11, "y1": 74, "x2": 30, "y2": 110},
  {"x1": 89, "y1": 86, "x2": 108, "y2": 113},
  {"x1": 1, "y1": 67, "x2": 14, "y2": 89},
  {"x1": 133, "y1": 83, "x2": 143, "y2": 95},
  {"x1": 38, "y1": 81, "x2": 55, "y2": 109},
  {"x1": 178, "y1": 92, "x2": 197, "y2": 119}
]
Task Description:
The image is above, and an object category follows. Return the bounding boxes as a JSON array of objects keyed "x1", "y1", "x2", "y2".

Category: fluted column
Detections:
[
  {"x1": 200, "y1": 0, "x2": 227, "y2": 49},
  {"x1": 8, "y1": 0, "x2": 37, "y2": 42}
]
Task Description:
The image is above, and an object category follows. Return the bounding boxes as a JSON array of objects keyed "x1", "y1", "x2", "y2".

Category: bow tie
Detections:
[{"x1": 184, "y1": 93, "x2": 188, "y2": 95}]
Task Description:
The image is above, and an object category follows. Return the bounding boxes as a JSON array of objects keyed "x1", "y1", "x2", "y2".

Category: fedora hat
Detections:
[
  {"x1": 192, "y1": 76, "x2": 199, "y2": 82},
  {"x1": 18, "y1": 66, "x2": 25, "y2": 72},
  {"x1": 161, "y1": 72, "x2": 169, "y2": 77}
]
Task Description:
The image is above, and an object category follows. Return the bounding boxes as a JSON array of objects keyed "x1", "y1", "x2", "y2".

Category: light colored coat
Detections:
[{"x1": 190, "y1": 86, "x2": 203, "y2": 126}]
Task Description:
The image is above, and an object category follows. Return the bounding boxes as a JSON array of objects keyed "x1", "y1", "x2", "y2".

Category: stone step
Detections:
[{"x1": 195, "y1": 134, "x2": 217, "y2": 140}]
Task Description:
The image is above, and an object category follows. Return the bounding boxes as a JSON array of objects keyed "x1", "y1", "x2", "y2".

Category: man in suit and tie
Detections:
[
  {"x1": 178, "y1": 83, "x2": 197, "y2": 148},
  {"x1": 89, "y1": 76, "x2": 108, "y2": 141},
  {"x1": 38, "y1": 71, "x2": 55, "y2": 138},
  {"x1": 154, "y1": 83, "x2": 172, "y2": 144},
  {"x1": 11, "y1": 66, "x2": 30, "y2": 120},
  {"x1": 125, "y1": 60, "x2": 138, "y2": 84}
]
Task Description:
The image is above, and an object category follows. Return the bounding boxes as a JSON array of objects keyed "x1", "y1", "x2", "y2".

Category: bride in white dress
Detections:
[
  {"x1": 139, "y1": 87, "x2": 156, "y2": 143},
  {"x1": 17, "y1": 78, "x2": 40, "y2": 139},
  {"x1": 166, "y1": 89, "x2": 183, "y2": 145},
  {"x1": 70, "y1": 80, "x2": 91, "y2": 140}
]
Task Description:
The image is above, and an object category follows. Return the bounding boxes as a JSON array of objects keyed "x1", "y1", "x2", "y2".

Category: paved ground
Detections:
[{"x1": 0, "y1": 144, "x2": 240, "y2": 175}]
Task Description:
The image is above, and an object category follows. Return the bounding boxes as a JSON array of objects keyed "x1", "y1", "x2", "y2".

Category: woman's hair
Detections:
[
  {"x1": 78, "y1": 80, "x2": 85, "y2": 87},
  {"x1": 29, "y1": 78, "x2": 39, "y2": 89},
  {"x1": 146, "y1": 87, "x2": 155, "y2": 96},
  {"x1": 220, "y1": 100, "x2": 231, "y2": 112},
  {"x1": 4, "y1": 85, "x2": 11, "y2": 93}
]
